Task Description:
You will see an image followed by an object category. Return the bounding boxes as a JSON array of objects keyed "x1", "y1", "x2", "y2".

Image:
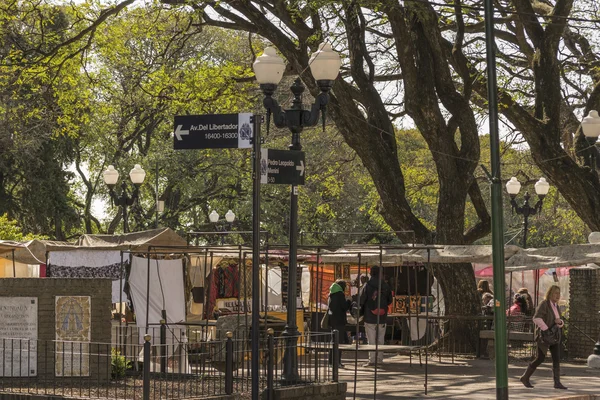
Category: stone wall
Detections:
[
  {"x1": 568, "y1": 269, "x2": 600, "y2": 359},
  {"x1": 0, "y1": 278, "x2": 112, "y2": 380},
  {"x1": 261, "y1": 382, "x2": 347, "y2": 400}
]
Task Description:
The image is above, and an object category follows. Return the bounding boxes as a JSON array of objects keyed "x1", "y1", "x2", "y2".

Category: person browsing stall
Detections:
[{"x1": 359, "y1": 266, "x2": 392, "y2": 367}]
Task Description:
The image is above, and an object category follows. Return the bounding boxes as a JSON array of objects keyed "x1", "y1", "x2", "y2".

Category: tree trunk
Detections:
[{"x1": 433, "y1": 263, "x2": 481, "y2": 352}]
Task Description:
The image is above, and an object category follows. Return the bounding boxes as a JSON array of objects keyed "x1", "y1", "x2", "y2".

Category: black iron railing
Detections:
[{"x1": 0, "y1": 329, "x2": 337, "y2": 399}]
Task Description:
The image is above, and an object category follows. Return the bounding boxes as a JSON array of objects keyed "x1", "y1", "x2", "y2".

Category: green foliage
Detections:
[
  {"x1": 0, "y1": 214, "x2": 46, "y2": 241},
  {"x1": 0, "y1": 0, "x2": 591, "y2": 250},
  {"x1": 110, "y1": 348, "x2": 131, "y2": 380}
]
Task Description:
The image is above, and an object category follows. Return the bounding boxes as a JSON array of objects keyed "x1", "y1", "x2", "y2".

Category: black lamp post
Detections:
[
  {"x1": 103, "y1": 164, "x2": 146, "y2": 233},
  {"x1": 253, "y1": 44, "x2": 340, "y2": 383},
  {"x1": 505, "y1": 177, "x2": 550, "y2": 249}
]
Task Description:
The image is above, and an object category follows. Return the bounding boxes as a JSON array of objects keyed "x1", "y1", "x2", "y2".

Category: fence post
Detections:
[
  {"x1": 143, "y1": 334, "x2": 151, "y2": 400},
  {"x1": 267, "y1": 328, "x2": 274, "y2": 400},
  {"x1": 332, "y1": 329, "x2": 339, "y2": 382},
  {"x1": 225, "y1": 331, "x2": 233, "y2": 395},
  {"x1": 160, "y1": 319, "x2": 166, "y2": 374}
]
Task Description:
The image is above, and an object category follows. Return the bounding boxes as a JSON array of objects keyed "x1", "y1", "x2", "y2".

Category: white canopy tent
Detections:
[{"x1": 317, "y1": 243, "x2": 600, "y2": 271}]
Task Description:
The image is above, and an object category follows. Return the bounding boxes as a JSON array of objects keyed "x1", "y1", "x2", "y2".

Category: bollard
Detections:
[
  {"x1": 160, "y1": 319, "x2": 166, "y2": 374},
  {"x1": 267, "y1": 328, "x2": 274, "y2": 400},
  {"x1": 225, "y1": 331, "x2": 233, "y2": 395},
  {"x1": 143, "y1": 334, "x2": 151, "y2": 400},
  {"x1": 332, "y1": 329, "x2": 339, "y2": 382}
]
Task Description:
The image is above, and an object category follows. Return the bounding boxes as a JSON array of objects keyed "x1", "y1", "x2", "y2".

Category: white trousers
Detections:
[{"x1": 365, "y1": 323, "x2": 386, "y2": 363}]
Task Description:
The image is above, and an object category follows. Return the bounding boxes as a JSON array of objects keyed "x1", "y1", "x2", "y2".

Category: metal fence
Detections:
[
  {"x1": 379, "y1": 314, "x2": 598, "y2": 363},
  {"x1": 0, "y1": 329, "x2": 337, "y2": 399}
]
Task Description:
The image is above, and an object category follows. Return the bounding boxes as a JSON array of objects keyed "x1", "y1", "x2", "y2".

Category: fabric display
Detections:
[
  {"x1": 47, "y1": 250, "x2": 127, "y2": 303},
  {"x1": 128, "y1": 256, "x2": 186, "y2": 344},
  {"x1": 203, "y1": 261, "x2": 255, "y2": 319},
  {"x1": 189, "y1": 255, "x2": 222, "y2": 307},
  {"x1": 217, "y1": 264, "x2": 240, "y2": 298},
  {"x1": 189, "y1": 255, "x2": 223, "y2": 288},
  {"x1": 47, "y1": 262, "x2": 122, "y2": 279}
]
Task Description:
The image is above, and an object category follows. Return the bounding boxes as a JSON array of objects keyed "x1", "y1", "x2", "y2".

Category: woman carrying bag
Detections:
[
  {"x1": 520, "y1": 284, "x2": 567, "y2": 390},
  {"x1": 325, "y1": 279, "x2": 352, "y2": 367}
]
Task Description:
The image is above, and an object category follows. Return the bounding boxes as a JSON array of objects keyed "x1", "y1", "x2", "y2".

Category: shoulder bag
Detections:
[
  {"x1": 541, "y1": 324, "x2": 560, "y2": 346},
  {"x1": 320, "y1": 310, "x2": 330, "y2": 330}
]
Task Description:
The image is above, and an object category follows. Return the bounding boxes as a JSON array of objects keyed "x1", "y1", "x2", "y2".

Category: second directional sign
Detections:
[{"x1": 260, "y1": 149, "x2": 305, "y2": 185}]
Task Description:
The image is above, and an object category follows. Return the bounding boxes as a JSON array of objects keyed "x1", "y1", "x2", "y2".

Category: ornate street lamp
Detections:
[
  {"x1": 505, "y1": 176, "x2": 550, "y2": 248},
  {"x1": 506, "y1": 176, "x2": 550, "y2": 308},
  {"x1": 209, "y1": 210, "x2": 236, "y2": 244},
  {"x1": 253, "y1": 43, "x2": 340, "y2": 383},
  {"x1": 581, "y1": 110, "x2": 600, "y2": 169},
  {"x1": 103, "y1": 164, "x2": 146, "y2": 233}
]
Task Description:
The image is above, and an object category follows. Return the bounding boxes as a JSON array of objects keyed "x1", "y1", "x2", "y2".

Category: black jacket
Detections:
[
  {"x1": 328, "y1": 291, "x2": 352, "y2": 329},
  {"x1": 360, "y1": 278, "x2": 393, "y2": 324}
]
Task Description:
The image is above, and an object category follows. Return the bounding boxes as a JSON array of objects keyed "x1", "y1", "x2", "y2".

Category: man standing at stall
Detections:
[{"x1": 360, "y1": 266, "x2": 392, "y2": 367}]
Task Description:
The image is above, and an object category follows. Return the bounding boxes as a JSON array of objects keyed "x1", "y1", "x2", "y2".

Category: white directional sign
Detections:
[
  {"x1": 260, "y1": 149, "x2": 305, "y2": 185},
  {"x1": 173, "y1": 113, "x2": 253, "y2": 149}
]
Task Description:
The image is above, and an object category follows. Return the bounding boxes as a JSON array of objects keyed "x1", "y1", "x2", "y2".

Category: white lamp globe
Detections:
[
  {"x1": 534, "y1": 177, "x2": 550, "y2": 196},
  {"x1": 253, "y1": 47, "x2": 285, "y2": 85},
  {"x1": 129, "y1": 164, "x2": 146, "y2": 185},
  {"x1": 225, "y1": 210, "x2": 235, "y2": 223},
  {"x1": 589, "y1": 232, "x2": 600, "y2": 244},
  {"x1": 103, "y1": 165, "x2": 119, "y2": 186},
  {"x1": 209, "y1": 210, "x2": 219, "y2": 223},
  {"x1": 309, "y1": 42, "x2": 341, "y2": 81},
  {"x1": 581, "y1": 110, "x2": 600, "y2": 138},
  {"x1": 506, "y1": 177, "x2": 521, "y2": 195}
]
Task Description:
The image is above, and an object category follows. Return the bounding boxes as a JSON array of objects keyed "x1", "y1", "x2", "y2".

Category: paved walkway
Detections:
[{"x1": 339, "y1": 355, "x2": 600, "y2": 399}]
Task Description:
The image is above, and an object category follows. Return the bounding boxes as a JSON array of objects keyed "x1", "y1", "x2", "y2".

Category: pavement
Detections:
[{"x1": 338, "y1": 355, "x2": 600, "y2": 399}]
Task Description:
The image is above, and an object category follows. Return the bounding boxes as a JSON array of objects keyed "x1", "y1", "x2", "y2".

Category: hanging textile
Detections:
[
  {"x1": 222, "y1": 263, "x2": 239, "y2": 298},
  {"x1": 128, "y1": 256, "x2": 186, "y2": 344},
  {"x1": 189, "y1": 255, "x2": 223, "y2": 288},
  {"x1": 47, "y1": 250, "x2": 127, "y2": 303}
]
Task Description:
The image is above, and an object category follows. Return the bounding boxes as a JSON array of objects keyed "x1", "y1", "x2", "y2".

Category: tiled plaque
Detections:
[{"x1": 55, "y1": 296, "x2": 91, "y2": 376}]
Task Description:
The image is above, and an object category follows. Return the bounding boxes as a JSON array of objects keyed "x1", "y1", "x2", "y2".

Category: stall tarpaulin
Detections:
[
  {"x1": 128, "y1": 256, "x2": 186, "y2": 344},
  {"x1": 76, "y1": 228, "x2": 187, "y2": 251}
]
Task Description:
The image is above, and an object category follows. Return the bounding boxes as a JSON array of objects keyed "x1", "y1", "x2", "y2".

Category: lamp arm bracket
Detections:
[
  {"x1": 263, "y1": 96, "x2": 286, "y2": 129},
  {"x1": 534, "y1": 199, "x2": 544, "y2": 214},
  {"x1": 107, "y1": 187, "x2": 118, "y2": 206},
  {"x1": 303, "y1": 92, "x2": 329, "y2": 128}
]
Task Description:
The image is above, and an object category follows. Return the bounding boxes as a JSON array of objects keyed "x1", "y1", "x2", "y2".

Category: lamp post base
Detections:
[
  {"x1": 588, "y1": 353, "x2": 600, "y2": 369},
  {"x1": 588, "y1": 342, "x2": 600, "y2": 369},
  {"x1": 280, "y1": 328, "x2": 302, "y2": 385}
]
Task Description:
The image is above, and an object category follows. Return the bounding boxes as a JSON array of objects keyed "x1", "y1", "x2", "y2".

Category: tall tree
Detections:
[{"x1": 155, "y1": 0, "x2": 600, "y2": 345}]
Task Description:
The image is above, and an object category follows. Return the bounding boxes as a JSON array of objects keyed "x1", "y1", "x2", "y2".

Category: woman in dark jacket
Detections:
[
  {"x1": 520, "y1": 285, "x2": 567, "y2": 390},
  {"x1": 328, "y1": 279, "x2": 352, "y2": 367}
]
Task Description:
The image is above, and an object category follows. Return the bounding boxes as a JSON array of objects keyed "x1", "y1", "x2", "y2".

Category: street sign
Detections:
[
  {"x1": 260, "y1": 149, "x2": 305, "y2": 185},
  {"x1": 173, "y1": 113, "x2": 253, "y2": 149}
]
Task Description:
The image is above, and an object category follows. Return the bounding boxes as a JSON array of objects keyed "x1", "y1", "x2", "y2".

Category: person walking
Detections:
[
  {"x1": 520, "y1": 285, "x2": 567, "y2": 390},
  {"x1": 327, "y1": 279, "x2": 352, "y2": 367},
  {"x1": 360, "y1": 266, "x2": 392, "y2": 367}
]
